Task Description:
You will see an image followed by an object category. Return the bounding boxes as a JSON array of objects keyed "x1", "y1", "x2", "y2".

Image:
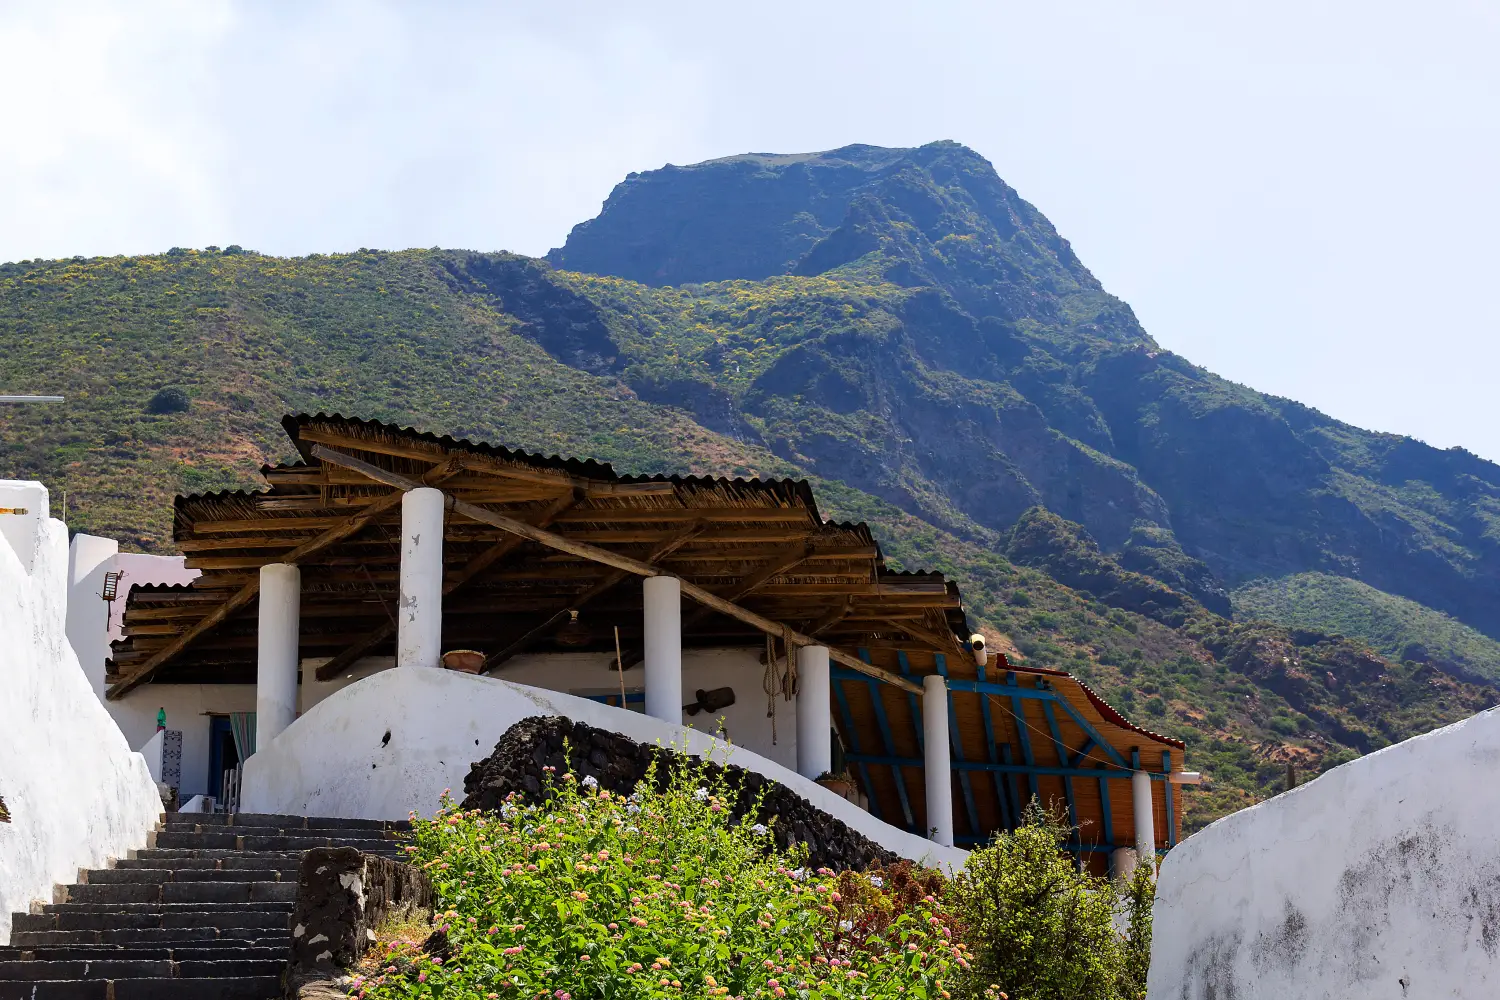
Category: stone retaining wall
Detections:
[
  {"x1": 462, "y1": 714, "x2": 899, "y2": 872},
  {"x1": 289, "y1": 847, "x2": 435, "y2": 978}
]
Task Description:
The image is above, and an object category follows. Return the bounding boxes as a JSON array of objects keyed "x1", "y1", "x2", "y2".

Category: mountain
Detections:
[
  {"x1": 550, "y1": 141, "x2": 1500, "y2": 638},
  {"x1": 3, "y1": 141, "x2": 1498, "y2": 832}
]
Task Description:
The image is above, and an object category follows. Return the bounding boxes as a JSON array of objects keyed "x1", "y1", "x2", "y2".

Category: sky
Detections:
[{"x1": 2, "y1": 1, "x2": 1496, "y2": 461}]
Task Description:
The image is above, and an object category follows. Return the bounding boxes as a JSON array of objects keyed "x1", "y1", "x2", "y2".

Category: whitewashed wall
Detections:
[
  {"x1": 108, "y1": 660, "x2": 388, "y2": 801},
  {"x1": 241, "y1": 666, "x2": 967, "y2": 872},
  {"x1": 1149, "y1": 705, "x2": 1500, "y2": 999},
  {"x1": 0, "y1": 486, "x2": 162, "y2": 944},
  {"x1": 497, "y1": 647, "x2": 799, "y2": 771}
]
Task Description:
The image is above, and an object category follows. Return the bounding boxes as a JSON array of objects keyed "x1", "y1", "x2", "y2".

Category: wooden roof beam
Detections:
[
  {"x1": 105, "y1": 457, "x2": 462, "y2": 701},
  {"x1": 311, "y1": 444, "x2": 921, "y2": 696},
  {"x1": 482, "y1": 521, "x2": 708, "y2": 673},
  {"x1": 295, "y1": 425, "x2": 676, "y2": 497},
  {"x1": 548, "y1": 508, "x2": 811, "y2": 524},
  {"x1": 618, "y1": 542, "x2": 818, "y2": 670}
]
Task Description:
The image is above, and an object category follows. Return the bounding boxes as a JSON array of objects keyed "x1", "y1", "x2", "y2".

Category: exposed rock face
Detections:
[{"x1": 461, "y1": 715, "x2": 897, "y2": 872}]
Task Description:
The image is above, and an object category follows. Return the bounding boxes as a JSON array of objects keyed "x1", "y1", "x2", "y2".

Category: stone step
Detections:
[
  {"x1": 0, "y1": 976, "x2": 287, "y2": 1000},
  {"x1": 46, "y1": 893, "x2": 295, "y2": 917},
  {"x1": 128, "y1": 849, "x2": 308, "y2": 864},
  {"x1": 158, "y1": 824, "x2": 406, "y2": 841},
  {"x1": 0, "y1": 945, "x2": 287, "y2": 963},
  {"x1": 152, "y1": 831, "x2": 401, "y2": 852},
  {"x1": 42, "y1": 900, "x2": 293, "y2": 917},
  {"x1": 0, "y1": 961, "x2": 182, "y2": 982},
  {"x1": 166, "y1": 811, "x2": 408, "y2": 832},
  {"x1": 0, "y1": 983, "x2": 109, "y2": 1000},
  {"x1": 16, "y1": 906, "x2": 290, "y2": 933},
  {"x1": 0, "y1": 814, "x2": 405, "y2": 999},
  {"x1": 11, "y1": 928, "x2": 287, "y2": 949},
  {"x1": 84, "y1": 867, "x2": 297, "y2": 885}
]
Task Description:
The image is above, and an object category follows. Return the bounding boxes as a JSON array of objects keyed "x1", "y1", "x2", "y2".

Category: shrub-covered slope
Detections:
[{"x1": 1233, "y1": 572, "x2": 1500, "y2": 685}]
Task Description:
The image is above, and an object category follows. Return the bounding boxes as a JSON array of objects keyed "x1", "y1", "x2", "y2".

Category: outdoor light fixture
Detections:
[
  {"x1": 555, "y1": 608, "x2": 590, "y2": 646},
  {"x1": 102, "y1": 571, "x2": 122, "y2": 602}
]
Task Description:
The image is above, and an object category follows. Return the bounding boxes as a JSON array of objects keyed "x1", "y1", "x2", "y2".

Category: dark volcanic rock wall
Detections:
[{"x1": 461, "y1": 715, "x2": 898, "y2": 873}]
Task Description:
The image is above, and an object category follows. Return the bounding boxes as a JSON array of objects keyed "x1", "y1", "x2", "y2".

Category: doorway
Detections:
[{"x1": 207, "y1": 716, "x2": 240, "y2": 803}]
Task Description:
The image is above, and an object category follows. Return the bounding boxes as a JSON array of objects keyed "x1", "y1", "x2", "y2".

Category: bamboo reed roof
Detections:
[{"x1": 109, "y1": 414, "x2": 969, "y2": 687}]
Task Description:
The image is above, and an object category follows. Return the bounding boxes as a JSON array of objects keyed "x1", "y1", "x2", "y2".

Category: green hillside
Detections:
[
  {"x1": 1233, "y1": 572, "x2": 1500, "y2": 684},
  {"x1": 3, "y1": 244, "x2": 1494, "y2": 834}
]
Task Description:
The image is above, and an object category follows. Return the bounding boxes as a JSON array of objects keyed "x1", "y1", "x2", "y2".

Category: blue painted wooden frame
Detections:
[
  {"x1": 858, "y1": 649, "x2": 915, "y2": 830},
  {"x1": 1004, "y1": 672, "x2": 1041, "y2": 801},
  {"x1": 842, "y1": 753, "x2": 1169, "y2": 782},
  {"x1": 894, "y1": 651, "x2": 925, "y2": 756},
  {"x1": 831, "y1": 675, "x2": 883, "y2": 823},
  {"x1": 824, "y1": 667, "x2": 1179, "y2": 853},
  {"x1": 1097, "y1": 762, "x2": 1116, "y2": 847},
  {"x1": 1040, "y1": 698, "x2": 1080, "y2": 848},
  {"x1": 975, "y1": 657, "x2": 1014, "y2": 830},
  {"x1": 1161, "y1": 750, "x2": 1176, "y2": 847}
]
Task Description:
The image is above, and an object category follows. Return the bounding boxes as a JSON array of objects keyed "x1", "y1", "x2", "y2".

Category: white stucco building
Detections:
[
  {"x1": 0, "y1": 483, "x2": 162, "y2": 943},
  {"x1": 79, "y1": 414, "x2": 1192, "y2": 877}
]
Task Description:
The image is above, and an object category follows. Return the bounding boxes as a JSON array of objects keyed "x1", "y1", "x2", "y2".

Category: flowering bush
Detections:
[{"x1": 354, "y1": 751, "x2": 963, "y2": 999}]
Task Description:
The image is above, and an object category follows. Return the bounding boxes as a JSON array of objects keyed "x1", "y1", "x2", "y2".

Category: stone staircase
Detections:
[{"x1": 0, "y1": 812, "x2": 409, "y2": 999}]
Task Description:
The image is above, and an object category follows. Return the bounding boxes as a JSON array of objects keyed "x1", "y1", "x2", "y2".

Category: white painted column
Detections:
[
  {"x1": 1111, "y1": 846, "x2": 1139, "y2": 886},
  {"x1": 398, "y1": 487, "x2": 445, "y2": 669},
  {"x1": 1133, "y1": 768, "x2": 1156, "y2": 877},
  {"x1": 795, "y1": 645, "x2": 831, "y2": 779},
  {"x1": 642, "y1": 576, "x2": 682, "y2": 723},
  {"x1": 256, "y1": 562, "x2": 301, "y2": 751},
  {"x1": 922, "y1": 674, "x2": 954, "y2": 847}
]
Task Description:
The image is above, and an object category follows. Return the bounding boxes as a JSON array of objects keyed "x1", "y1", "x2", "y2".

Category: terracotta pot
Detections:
[
  {"x1": 816, "y1": 777, "x2": 857, "y2": 802},
  {"x1": 442, "y1": 649, "x2": 485, "y2": 673}
]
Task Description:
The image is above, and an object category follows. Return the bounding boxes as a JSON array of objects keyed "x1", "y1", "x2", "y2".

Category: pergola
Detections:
[{"x1": 107, "y1": 413, "x2": 1187, "y2": 867}]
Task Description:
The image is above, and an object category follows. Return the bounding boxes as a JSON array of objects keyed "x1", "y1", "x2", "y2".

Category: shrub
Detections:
[
  {"x1": 356, "y1": 750, "x2": 964, "y2": 998},
  {"x1": 949, "y1": 803, "x2": 1149, "y2": 1000},
  {"x1": 145, "y1": 387, "x2": 190, "y2": 414}
]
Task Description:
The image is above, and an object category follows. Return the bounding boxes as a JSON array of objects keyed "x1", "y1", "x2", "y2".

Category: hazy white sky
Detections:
[{"x1": 2, "y1": 1, "x2": 1496, "y2": 461}]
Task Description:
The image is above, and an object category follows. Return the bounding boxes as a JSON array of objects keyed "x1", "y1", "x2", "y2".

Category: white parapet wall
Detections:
[
  {"x1": 0, "y1": 484, "x2": 163, "y2": 944},
  {"x1": 1148, "y1": 704, "x2": 1500, "y2": 999},
  {"x1": 241, "y1": 665, "x2": 968, "y2": 872}
]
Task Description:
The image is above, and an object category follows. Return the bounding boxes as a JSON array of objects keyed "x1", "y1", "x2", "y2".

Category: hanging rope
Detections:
[
  {"x1": 782, "y1": 627, "x2": 799, "y2": 701},
  {"x1": 763, "y1": 632, "x2": 785, "y2": 745}
]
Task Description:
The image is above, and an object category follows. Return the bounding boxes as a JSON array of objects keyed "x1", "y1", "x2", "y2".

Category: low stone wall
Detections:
[
  {"x1": 462, "y1": 715, "x2": 899, "y2": 872},
  {"x1": 289, "y1": 847, "x2": 435, "y2": 978}
]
